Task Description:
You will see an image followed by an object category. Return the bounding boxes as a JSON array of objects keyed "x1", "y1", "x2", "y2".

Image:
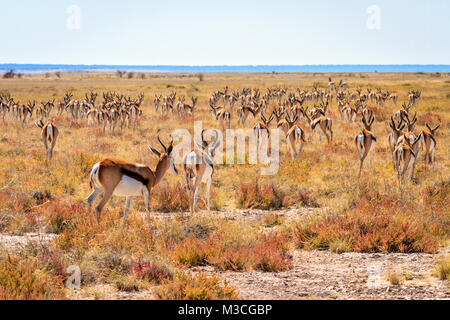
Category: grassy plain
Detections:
[{"x1": 0, "y1": 72, "x2": 448, "y2": 299}]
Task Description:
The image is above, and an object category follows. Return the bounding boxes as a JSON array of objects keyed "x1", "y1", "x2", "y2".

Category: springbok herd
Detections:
[{"x1": 0, "y1": 77, "x2": 441, "y2": 223}]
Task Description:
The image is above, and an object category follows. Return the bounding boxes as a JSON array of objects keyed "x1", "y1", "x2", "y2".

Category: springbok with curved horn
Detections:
[
  {"x1": 285, "y1": 111, "x2": 306, "y2": 159},
  {"x1": 388, "y1": 116, "x2": 405, "y2": 169},
  {"x1": 393, "y1": 137, "x2": 421, "y2": 185},
  {"x1": 154, "y1": 94, "x2": 162, "y2": 112},
  {"x1": 355, "y1": 111, "x2": 376, "y2": 178},
  {"x1": 35, "y1": 119, "x2": 59, "y2": 160},
  {"x1": 182, "y1": 130, "x2": 221, "y2": 213},
  {"x1": 304, "y1": 111, "x2": 333, "y2": 144},
  {"x1": 87, "y1": 135, "x2": 178, "y2": 223},
  {"x1": 422, "y1": 123, "x2": 440, "y2": 165},
  {"x1": 253, "y1": 113, "x2": 274, "y2": 155}
]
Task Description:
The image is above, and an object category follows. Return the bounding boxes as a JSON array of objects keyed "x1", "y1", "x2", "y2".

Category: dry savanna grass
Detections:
[{"x1": 0, "y1": 72, "x2": 448, "y2": 299}]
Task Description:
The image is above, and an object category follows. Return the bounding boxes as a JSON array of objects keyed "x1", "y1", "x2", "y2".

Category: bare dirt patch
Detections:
[
  {"x1": 193, "y1": 248, "x2": 450, "y2": 300},
  {"x1": 0, "y1": 232, "x2": 59, "y2": 253}
]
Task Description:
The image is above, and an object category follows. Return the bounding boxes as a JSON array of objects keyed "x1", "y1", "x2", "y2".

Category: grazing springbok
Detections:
[
  {"x1": 35, "y1": 119, "x2": 59, "y2": 160},
  {"x1": 285, "y1": 112, "x2": 306, "y2": 159},
  {"x1": 355, "y1": 111, "x2": 376, "y2": 178},
  {"x1": 87, "y1": 135, "x2": 178, "y2": 223},
  {"x1": 422, "y1": 123, "x2": 440, "y2": 165},
  {"x1": 182, "y1": 130, "x2": 220, "y2": 213}
]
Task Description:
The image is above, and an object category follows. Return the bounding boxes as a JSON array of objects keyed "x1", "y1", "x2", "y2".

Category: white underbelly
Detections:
[
  {"x1": 114, "y1": 176, "x2": 145, "y2": 197},
  {"x1": 201, "y1": 166, "x2": 213, "y2": 183}
]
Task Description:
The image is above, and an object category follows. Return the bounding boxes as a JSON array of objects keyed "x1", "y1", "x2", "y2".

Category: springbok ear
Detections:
[
  {"x1": 148, "y1": 146, "x2": 160, "y2": 157},
  {"x1": 433, "y1": 124, "x2": 441, "y2": 132},
  {"x1": 167, "y1": 145, "x2": 173, "y2": 155}
]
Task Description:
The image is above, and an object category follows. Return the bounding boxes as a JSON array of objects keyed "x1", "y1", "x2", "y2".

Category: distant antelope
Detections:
[
  {"x1": 237, "y1": 105, "x2": 255, "y2": 126},
  {"x1": 154, "y1": 94, "x2": 162, "y2": 112},
  {"x1": 87, "y1": 134, "x2": 178, "y2": 223},
  {"x1": 341, "y1": 102, "x2": 358, "y2": 122},
  {"x1": 35, "y1": 119, "x2": 59, "y2": 160},
  {"x1": 394, "y1": 103, "x2": 412, "y2": 122},
  {"x1": 355, "y1": 111, "x2": 376, "y2": 177},
  {"x1": 387, "y1": 116, "x2": 406, "y2": 169},
  {"x1": 58, "y1": 92, "x2": 73, "y2": 115},
  {"x1": 328, "y1": 77, "x2": 336, "y2": 91},
  {"x1": 253, "y1": 113, "x2": 274, "y2": 155},
  {"x1": 215, "y1": 106, "x2": 231, "y2": 130},
  {"x1": 182, "y1": 130, "x2": 220, "y2": 213},
  {"x1": 389, "y1": 93, "x2": 398, "y2": 105},
  {"x1": 285, "y1": 112, "x2": 306, "y2": 159},
  {"x1": 338, "y1": 79, "x2": 348, "y2": 91},
  {"x1": 408, "y1": 90, "x2": 421, "y2": 107},
  {"x1": 393, "y1": 137, "x2": 421, "y2": 185},
  {"x1": 181, "y1": 96, "x2": 197, "y2": 116},
  {"x1": 395, "y1": 113, "x2": 422, "y2": 181},
  {"x1": 422, "y1": 123, "x2": 440, "y2": 165},
  {"x1": 19, "y1": 101, "x2": 34, "y2": 125},
  {"x1": 36, "y1": 102, "x2": 48, "y2": 122},
  {"x1": 304, "y1": 111, "x2": 333, "y2": 144}
]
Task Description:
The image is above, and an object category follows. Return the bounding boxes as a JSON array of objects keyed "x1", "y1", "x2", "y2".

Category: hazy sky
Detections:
[{"x1": 0, "y1": 0, "x2": 449, "y2": 65}]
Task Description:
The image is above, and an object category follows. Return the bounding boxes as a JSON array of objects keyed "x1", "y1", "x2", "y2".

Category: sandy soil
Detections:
[
  {"x1": 1, "y1": 208, "x2": 448, "y2": 300},
  {"x1": 194, "y1": 248, "x2": 450, "y2": 300}
]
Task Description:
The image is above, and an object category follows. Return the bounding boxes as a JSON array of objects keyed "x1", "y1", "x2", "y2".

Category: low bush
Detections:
[
  {"x1": 0, "y1": 255, "x2": 66, "y2": 300},
  {"x1": 155, "y1": 272, "x2": 238, "y2": 300},
  {"x1": 294, "y1": 197, "x2": 441, "y2": 253}
]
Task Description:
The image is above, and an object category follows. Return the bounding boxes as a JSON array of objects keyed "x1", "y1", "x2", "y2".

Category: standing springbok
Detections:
[
  {"x1": 304, "y1": 112, "x2": 333, "y2": 144},
  {"x1": 393, "y1": 137, "x2": 421, "y2": 185},
  {"x1": 35, "y1": 119, "x2": 59, "y2": 160},
  {"x1": 253, "y1": 113, "x2": 274, "y2": 156},
  {"x1": 285, "y1": 112, "x2": 306, "y2": 159},
  {"x1": 182, "y1": 130, "x2": 220, "y2": 213},
  {"x1": 355, "y1": 111, "x2": 376, "y2": 178},
  {"x1": 87, "y1": 135, "x2": 178, "y2": 223},
  {"x1": 422, "y1": 123, "x2": 440, "y2": 165},
  {"x1": 388, "y1": 116, "x2": 406, "y2": 170}
]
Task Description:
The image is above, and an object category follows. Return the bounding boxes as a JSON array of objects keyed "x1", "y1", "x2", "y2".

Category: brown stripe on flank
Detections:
[{"x1": 120, "y1": 168, "x2": 149, "y2": 185}]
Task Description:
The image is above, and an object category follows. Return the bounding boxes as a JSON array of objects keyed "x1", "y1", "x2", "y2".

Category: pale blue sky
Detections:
[{"x1": 0, "y1": 0, "x2": 448, "y2": 65}]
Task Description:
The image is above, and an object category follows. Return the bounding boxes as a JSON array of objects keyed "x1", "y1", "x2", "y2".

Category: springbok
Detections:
[
  {"x1": 180, "y1": 96, "x2": 197, "y2": 117},
  {"x1": 355, "y1": 111, "x2": 376, "y2": 178},
  {"x1": 237, "y1": 105, "x2": 255, "y2": 126},
  {"x1": 304, "y1": 112, "x2": 333, "y2": 144},
  {"x1": 393, "y1": 137, "x2": 421, "y2": 185},
  {"x1": 35, "y1": 119, "x2": 59, "y2": 160},
  {"x1": 285, "y1": 112, "x2": 306, "y2": 159},
  {"x1": 182, "y1": 130, "x2": 220, "y2": 213},
  {"x1": 394, "y1": 103, "x2": 412, "y2": 122},
  {"x1": 408, "y1": 90, "x2": 421, "y2": 107},
  {"x1": 422, "y1": 123, "x2": 440, "y2": 165},
  {"x1": 87, "y1": 135, "x2": 178, "y2": 223},
  {"x1": 387, "y1": 116, "x2": 406, "y2": 170},
  {"x1": 154, "y1": 94, "x2": 162, "y2": 112},
  {"x1": 215, "y1": 106, "x2": 231, "y2": 130},
  {"x1": 253, "y1": 113, "x2": 274, "y2": 155},
  {"x1": 328, "y1": 77, "x2": 336, "y2": 91}
]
